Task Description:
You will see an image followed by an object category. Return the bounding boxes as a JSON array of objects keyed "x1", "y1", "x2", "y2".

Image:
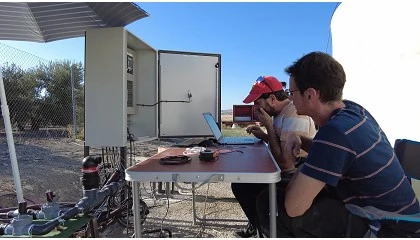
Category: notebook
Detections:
[{"x1": 202, "y1": 112, "x2": 257, "y2": 145}]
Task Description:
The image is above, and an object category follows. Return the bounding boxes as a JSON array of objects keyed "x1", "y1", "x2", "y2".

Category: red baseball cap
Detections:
[{"x1": 243, "y1": 76, "x2": 284, "y2": 104}]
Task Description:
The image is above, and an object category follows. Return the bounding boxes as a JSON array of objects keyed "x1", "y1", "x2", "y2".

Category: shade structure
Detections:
[
  {"x1": 0, "y1": 2, "x2": 149, "y2": 43},
  {"x1": 0, "y1": 2, "x2": 149, "y2": 204}
]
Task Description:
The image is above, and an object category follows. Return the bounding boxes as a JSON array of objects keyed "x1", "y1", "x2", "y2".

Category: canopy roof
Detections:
[{"x1": 0, "y1": 2, "x2": 149, "y2": 43}]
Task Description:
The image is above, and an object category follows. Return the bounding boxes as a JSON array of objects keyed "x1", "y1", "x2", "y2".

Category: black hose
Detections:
[
  {"x1": 143, "y1": 229, "x2": 173, "y2": 238},
  {"x1": 0, "y1": 219, "x2": 11, "y2": 224},
  {"x1": 30, "y1": 219, "x2": 60, "y2": 236},
  {"x1": 1, "y1": 165, "x2": 122, "y2": 236},
  {"x1": 30, "y1": 180, "x2": 121, "y2": 236},
  {"x1": 0, "y1": 212, "x2": 11, "y2": 219},
  {"x1": 59, "y1": 206, "x2": 80, "y2": 221},
  {"x1": 0, "y1": 202, "x2": 76, "y2": 214},
  {"x1": 0, "y1": 224, "x2": 5, "y2": 235},
  {"x1": 26, "y1": 209, "x2": 39, "y2": 219},
  {"x1": 29, "y1": 207, "x2": 80, "y2": 235}
]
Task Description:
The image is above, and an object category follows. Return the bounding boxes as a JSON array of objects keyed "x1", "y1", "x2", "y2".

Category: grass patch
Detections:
[
  {"x1": 221, "y1": 125, "x2": 250, "y2": 137},
  {"x1": 221, "y1": 124, "x2": 267, "y2": 137}
]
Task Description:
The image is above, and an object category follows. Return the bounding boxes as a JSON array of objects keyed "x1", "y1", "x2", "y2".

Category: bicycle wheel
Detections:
[{"x1": 115, "y1": 185, "x2": 149, "y2": 228}]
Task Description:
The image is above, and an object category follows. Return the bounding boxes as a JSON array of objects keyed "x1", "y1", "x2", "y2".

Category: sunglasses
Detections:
[
  {"x1": 285, "y1": 89, "x2": 299, "y2": 96},
  {"x1": 256, "y1": 76, "x2": 275, "y2": 93}
]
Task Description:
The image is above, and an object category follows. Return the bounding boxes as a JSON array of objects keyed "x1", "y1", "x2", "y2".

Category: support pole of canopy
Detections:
[{"x1": 0, "y1": 68, "x2": 24, "y2": 203}]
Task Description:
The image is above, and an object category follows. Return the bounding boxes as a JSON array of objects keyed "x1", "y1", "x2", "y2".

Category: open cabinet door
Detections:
[{"x1": 158, "y1": 50, "x2": 221, "y2": 138}]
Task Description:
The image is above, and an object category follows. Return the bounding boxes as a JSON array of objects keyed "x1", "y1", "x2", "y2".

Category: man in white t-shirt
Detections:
[{"x1": 232, "y1": 75, "x2": 316, "y2": 237}]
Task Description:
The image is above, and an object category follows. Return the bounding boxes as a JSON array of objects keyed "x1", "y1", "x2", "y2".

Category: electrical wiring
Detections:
[
  {"x1": 126, "y1": 129, "x2": 174, "y2": 238},
  {"x1": 137, "y1": 90, "x2": 192, "y2": 107},
  {"x1": 194, "y1": 183, "x2": 211, "y2": 238},
  {"x1": 173, "y1": 174, "x2": 222, "y2": 192}
]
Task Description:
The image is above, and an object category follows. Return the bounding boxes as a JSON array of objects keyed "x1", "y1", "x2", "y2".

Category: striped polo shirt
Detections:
[{"x1": 301, "y1": 100, "x2": 420, "y2": 216}]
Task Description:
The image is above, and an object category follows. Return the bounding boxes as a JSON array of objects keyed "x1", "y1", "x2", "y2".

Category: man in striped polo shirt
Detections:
[
  {"x1": 232, "y1": 75, "x2": 316, "y2": 237},
  {"x1": 256, "y1": 52, "x2": 420, "y2": 237}
]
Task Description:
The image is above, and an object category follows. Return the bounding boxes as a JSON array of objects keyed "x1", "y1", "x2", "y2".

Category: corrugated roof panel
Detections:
[{"x1": 0, "y1": 2, "x2": 149, "y2": 43}]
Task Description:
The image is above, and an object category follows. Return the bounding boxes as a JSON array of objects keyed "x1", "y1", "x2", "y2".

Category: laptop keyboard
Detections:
[{"x1": 222, "y1": 137, "x2": 254, "y2": 144}]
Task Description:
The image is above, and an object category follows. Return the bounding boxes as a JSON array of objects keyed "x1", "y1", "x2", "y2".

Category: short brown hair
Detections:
[{"x1": 284, "y1": 52, "x2": 346, "y2": 102}]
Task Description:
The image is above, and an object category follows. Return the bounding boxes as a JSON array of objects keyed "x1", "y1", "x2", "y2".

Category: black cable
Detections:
[
  {"x1": 142, "y1": 229, "x2": 172, "y2": 238},
  {"x1": 137, "y1": 90, "x2": 192, "y2": 107},
  {"x1": 137, "y1": 100, "x2": 191, "y2": 107},
  {"x1": 218, "y1": 149, "x2": 244, "y2": 154}
]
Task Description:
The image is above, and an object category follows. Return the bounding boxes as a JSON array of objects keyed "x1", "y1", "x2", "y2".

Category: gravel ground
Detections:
[{"x1": 0, "y1": 136, "x2": 247, "y2": 238}]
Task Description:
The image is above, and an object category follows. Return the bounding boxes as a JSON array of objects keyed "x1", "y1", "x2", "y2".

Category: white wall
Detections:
[
  {"x1": 331, "y1": 1, "x2": 420, "y2": 146},
  {"x1": 331, "y1": 1, "x2": 420, "y2": 197}
]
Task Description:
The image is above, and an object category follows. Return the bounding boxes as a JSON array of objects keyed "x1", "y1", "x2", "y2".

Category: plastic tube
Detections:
[{"x1": 0, "y1": 72, "x2": 24, "y2": 203}]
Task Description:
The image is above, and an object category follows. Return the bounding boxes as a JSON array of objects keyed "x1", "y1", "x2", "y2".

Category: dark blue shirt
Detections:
[{"x1": 301, "y1": 100, "x2": 419, "y2": 215}]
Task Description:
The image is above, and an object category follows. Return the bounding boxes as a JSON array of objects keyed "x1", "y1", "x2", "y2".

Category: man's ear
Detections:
[{"x1": 305, "y1": 88, "x2": 317, "y2": 101}]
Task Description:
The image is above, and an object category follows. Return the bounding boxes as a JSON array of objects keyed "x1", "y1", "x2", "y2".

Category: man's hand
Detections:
[
  {"x1": 256, "y1": 107, "x2": 272, "y2": 127},
  {"x1": 246, "y1": 125, "x2": 266, "y2": 140},
  {"x1": 285, "y1": 134, "x2": 302, "y2": 159}
]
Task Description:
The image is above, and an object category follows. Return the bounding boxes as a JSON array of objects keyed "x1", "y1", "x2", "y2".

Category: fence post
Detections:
[{"x1": 71, "y1": 65, "x2": 78, "y2": 136}]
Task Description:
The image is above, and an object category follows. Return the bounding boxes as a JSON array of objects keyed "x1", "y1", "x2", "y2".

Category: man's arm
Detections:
[
  {"x1": 283, "y1": 133, "x2": 322, "y2": 217},
  {"x1": 265, "y1": 124, "x2": 295, "y2": 171},
  {"x1": 246, "y1": 125, "x2": 269, "y2": 142},
  {"x1": 284, "y1": 134, "x2": 314, "y2": 159},
  {"x1": 299, "y1": 135, "x2": 313, "y2": 153},
  {"x1": 284, "y1": 171, "x2": 325, "y2": 217},
  {"x1": 257, "y1": 108, "x2": 297, "y2": 171}
]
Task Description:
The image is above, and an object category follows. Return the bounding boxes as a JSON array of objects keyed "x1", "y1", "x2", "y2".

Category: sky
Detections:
[{"x1": 0, "y1": 2, "x2": 339, "y2": 110}]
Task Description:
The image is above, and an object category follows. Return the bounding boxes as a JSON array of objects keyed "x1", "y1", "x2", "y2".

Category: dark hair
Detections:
[
  {"x1": 281, "y1": 81, "x2": 287, "y2": 88},
  {"x1": 258, "y1": 90, "x2": 289, "y2": 101},
  {"x1": 284, "y1": 51, "x2": 346, "y2": 102}
]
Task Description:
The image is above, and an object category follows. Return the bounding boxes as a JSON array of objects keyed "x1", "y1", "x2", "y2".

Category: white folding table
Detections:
[{"x1": 125, "y1": 142, "x2": 281, "y2": 237}]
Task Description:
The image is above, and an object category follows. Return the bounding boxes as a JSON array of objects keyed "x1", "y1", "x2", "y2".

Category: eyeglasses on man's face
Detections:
[{"x1": 285, "y1": 89, "x2": 299, "y2": 97}]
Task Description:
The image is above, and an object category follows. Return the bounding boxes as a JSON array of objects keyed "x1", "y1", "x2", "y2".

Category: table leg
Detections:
[
  {"x1": 192, "y1": 183, "x2": 197, "y2": 225},
  {"x1": 269, "y1": 182, "x2": 277, "y2": 237},
  {"x1": 133, "y1": 181, "x2": 142, "y2": 238}
]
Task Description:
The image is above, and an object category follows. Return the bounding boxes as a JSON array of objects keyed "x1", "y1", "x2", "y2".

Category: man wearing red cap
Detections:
[{"x1": 232, "y1": 75, "x2": 316, "y2": 237}]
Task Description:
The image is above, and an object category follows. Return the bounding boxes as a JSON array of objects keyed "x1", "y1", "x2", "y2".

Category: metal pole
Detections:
[
  {"x1": 133, "y1": 181, "x2": 142, "y2": 238},
  {"x1": 84, "y1": 146, "x2": 90, "y2": 157},
  {"x1": 269, "y1": 182, "x2": 277, "y2": 238},
  {"x1": 70, "y1": 65, "x2": 77, "y2": 136},
  {"x1": 0, "y1": 69, "x2": 24, "y2": 203},
  {"x1": 120, "y1": 146, "x2": 127, "y2": 203}
]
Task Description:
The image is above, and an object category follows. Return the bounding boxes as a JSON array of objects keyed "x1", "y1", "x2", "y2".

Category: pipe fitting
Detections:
[{"x1": 81, "y1": 155, "x2": 102, "y2": 190}]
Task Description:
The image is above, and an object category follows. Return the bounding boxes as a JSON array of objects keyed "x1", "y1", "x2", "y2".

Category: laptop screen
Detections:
[{"x1": 203, "y1": 112, "x2": 223, "y2": 141}]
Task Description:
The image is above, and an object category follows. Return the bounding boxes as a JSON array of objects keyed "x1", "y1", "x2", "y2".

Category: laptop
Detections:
[{"x1": 202, "y1": 112, "x2": 257, "y2": 145}]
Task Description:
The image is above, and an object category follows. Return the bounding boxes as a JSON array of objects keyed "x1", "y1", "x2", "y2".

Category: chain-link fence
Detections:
[{"x1": 0, "y1": 42, "x2": 84, "y2": 141}]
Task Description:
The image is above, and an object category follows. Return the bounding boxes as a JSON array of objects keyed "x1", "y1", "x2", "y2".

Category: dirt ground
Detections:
[
  {"x1": 0, "y1": 137, "x2": 180, "y2": 208},
  {"x1": 221, "y1": 114, "x2": 233, "y2": 122},
  {"x1": 0, "y1": 138, "x2": 85, "y2": 207},
  {"x1": 0, "y1": 137, "x2": 248, "y2": 238}
]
